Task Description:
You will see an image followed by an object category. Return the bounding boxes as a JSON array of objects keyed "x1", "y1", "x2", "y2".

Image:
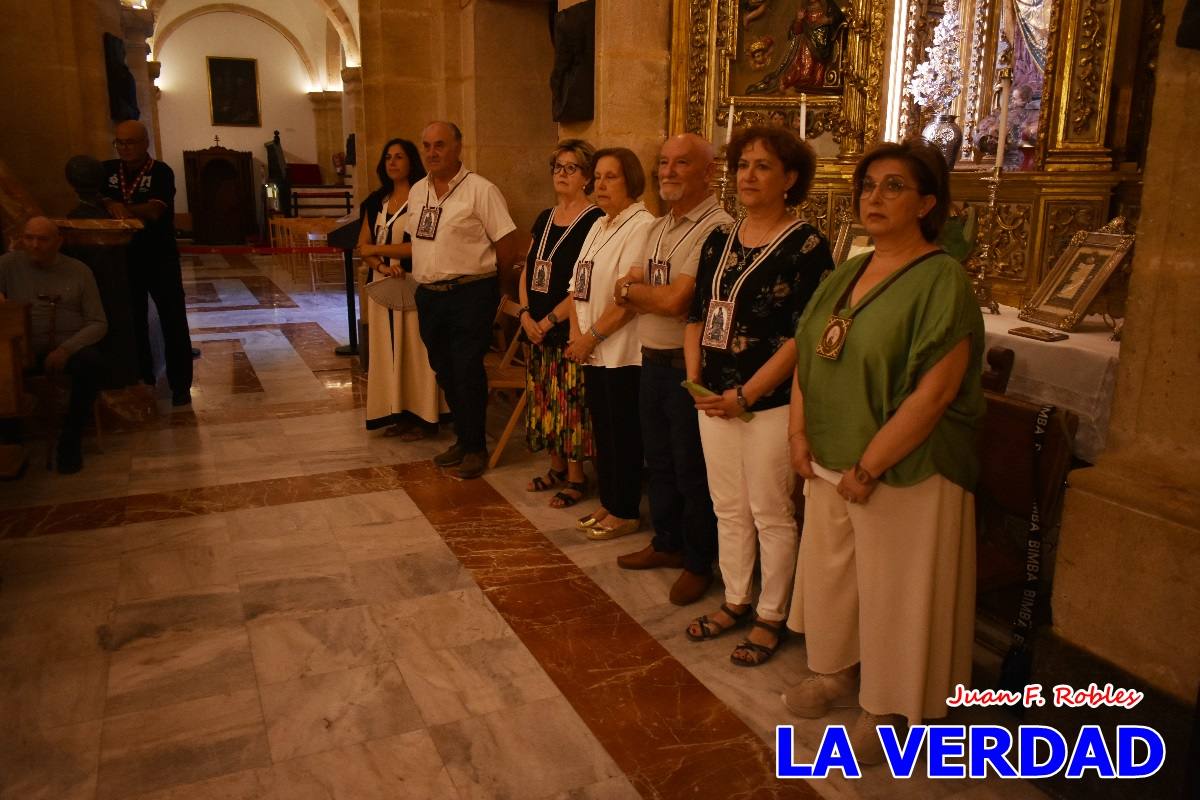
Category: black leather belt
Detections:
[
  {"x1": 641, "y1": 347, "x2": 686, "y2": 370},
  {"x1": 417, "y1": 273, "x2": 495, "y2": 292}
]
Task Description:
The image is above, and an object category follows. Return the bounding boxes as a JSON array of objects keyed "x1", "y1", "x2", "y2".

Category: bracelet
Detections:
[
  {"x1": 788, "y1": 430, "x2": 806, "y2": 440},
  {"x1": 517, "y1": 306, "x2": 530, "y2": 320},
  {"x1": 588, "y1": 324, "x2": 607, "y2": 342},
  {"x1": 853, "y1": 461, "x2": 877, "y2": 485}
]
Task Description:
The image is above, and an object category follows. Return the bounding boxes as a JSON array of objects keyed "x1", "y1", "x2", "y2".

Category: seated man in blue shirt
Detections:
[{"x1": 0, "y1": 216, "x2": 108, "y2": 473}]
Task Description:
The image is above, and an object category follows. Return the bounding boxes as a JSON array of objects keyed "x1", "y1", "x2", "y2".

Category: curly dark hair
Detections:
[
  {"x1": 851, "y1": 139, "x2": 950, "y2": 242},
  {"x1": 725, "y1": 125, "x2": 816, "y2": 206},
  {"x1": 590, "y1": 147, "x2": 646, "y2": 200},
  {"x1": 370, "y1": 138, "x2": 425, "y2": 205}
]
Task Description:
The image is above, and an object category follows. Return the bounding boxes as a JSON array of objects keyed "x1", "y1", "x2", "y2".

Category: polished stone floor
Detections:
[{"x1": 0, "y1": 254, "x2": 1051, "y2": 799}]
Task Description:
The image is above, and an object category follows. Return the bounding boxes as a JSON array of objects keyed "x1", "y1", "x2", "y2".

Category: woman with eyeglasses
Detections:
[
  {"x1": 519, "y1": 140, "x2": 605, "y2": 507},
  {"x1": 782, "y1": 140, "x2": 985, "y2": 763},
  {"x1": 357, "y1": 137, "x2": 441, "y2": 439},
  {"x1": 566, "y1": 147, "x2": 655, "y2": 540},
  {"x1": 682, "y1": 126, "x2": 832, "y2": 667}
]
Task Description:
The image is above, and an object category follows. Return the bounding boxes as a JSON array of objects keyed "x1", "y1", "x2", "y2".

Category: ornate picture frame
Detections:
[
  {"x1": 1018, "y1": 220, "x2": 1134, "y2": 331},
  {"x1": 669, "y1": 0, "x2": 888, "y2": 159},
  {"x1": 207, "y1": 57, "x2": 261, "y2": 127}
]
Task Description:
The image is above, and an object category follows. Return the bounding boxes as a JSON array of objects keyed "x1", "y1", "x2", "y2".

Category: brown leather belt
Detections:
[
  {"x1": 417, "y1": 273, "x2": 495, "y2": 292},
  {"x1": 641, "y1": 346, "x2": 686, "y2": 370}
]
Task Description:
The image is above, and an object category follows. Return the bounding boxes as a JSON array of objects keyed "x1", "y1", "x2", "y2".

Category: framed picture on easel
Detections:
[
  {"x1": 207, "y1": 57, "x2": 261, "y2": 127},
  {"x1": 1019, "y1": 222, "x2": 1135, "y2": 331}
]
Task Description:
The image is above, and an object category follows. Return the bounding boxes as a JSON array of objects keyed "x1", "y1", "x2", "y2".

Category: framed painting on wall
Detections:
[{"x1": 207, "y1": 57, "x2": 261, "y2": 127}]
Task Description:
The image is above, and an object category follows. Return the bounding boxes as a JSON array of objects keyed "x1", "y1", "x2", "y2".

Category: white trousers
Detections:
[
  {"x1": 697, "y1": 405, "x2": 797, "y2": 621},
  {"x1": 788, "y1": 473, "x2": 976, "y2": 725}
]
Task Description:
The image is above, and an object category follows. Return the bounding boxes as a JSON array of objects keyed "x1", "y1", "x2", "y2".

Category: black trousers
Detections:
[
  {"x1": 583, "y1": 364, "x2": 643, "y2": 520},
  {"x1": 639, "y1": 359, "x2": 718, "y2": 574},
  {"x1": 414, "y1": 277, "x2": 498, "y2": 453},
  {"x1": 130, "y1": 255, "x2": 192, "y2": 392}
]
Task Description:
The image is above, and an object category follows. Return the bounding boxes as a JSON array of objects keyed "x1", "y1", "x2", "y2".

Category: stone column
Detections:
[
  {"x1": 357, "y1": 0, "x2": 447, "y2": 196},
  {"x1": 1050, "y1": 0, "x2": 1200, "y2": 703},
  {"x1": 340, "y1": 66, "x2": 367, "y2": 208},
  {"x1": 558, "y1": 0, "x2": 670, "y2": 213},
  {"x1": 120, "y1": 3, "x2": 160, "y2": 158},
  {"x1": 0, "y1": 0, "x2": 121, "y2": 213},
  {"x1": 308, "y1": 91, "x2": 345, "y2": 185}
]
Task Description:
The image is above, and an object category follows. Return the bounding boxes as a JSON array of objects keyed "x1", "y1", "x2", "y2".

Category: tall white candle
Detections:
[
  {"x1": 994, "y1": 77, "x2": 1012, "y2": 174},
  {"x1": 800, "y1": 94, "x2": 807, "y2": 141},
  {"x1": 726, "y1": 99, "x2": 735, "y2": 143}
]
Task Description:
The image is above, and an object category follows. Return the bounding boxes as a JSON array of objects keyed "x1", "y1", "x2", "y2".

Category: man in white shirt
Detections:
[
  {"x1": 611, "y1": 134, "x2": 732, "y2": 605},
  {"x1": 407, "y1": 121, "x2": 520, "y2": 479}
]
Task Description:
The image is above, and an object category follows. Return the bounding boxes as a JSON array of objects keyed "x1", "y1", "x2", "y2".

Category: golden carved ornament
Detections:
[
  {"x1": 1067, "y1": 0, "x2": 1109, "y2": 136},
  {"x1": 671, "y1": 0, "x2": 888, "y2": 159}
]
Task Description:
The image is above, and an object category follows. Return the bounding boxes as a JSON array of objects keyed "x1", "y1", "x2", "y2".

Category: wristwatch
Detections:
[
  {"x1": 619, "y1": 281, "x2": 633, "y2": 300},
  {"x1": 547, "y1": 311, "x2": 559, "y2": 325},
  {"x1": 735, "y1": 385, "x2": 749, "y2": 411}
]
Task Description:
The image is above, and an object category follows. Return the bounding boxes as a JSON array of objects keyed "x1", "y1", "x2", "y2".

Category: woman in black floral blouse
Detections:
[{"x1": 682, "y1": 125, "x2": 832, "y2": 667}]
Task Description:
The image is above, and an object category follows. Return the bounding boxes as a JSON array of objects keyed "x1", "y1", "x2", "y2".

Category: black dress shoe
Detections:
[
  {"x1": 453, "y1": 450, "x2": 488, "y2": 480},
  {"x1": 191, "y1": 347, "x2": 202, "y2": 359},
  {"x1": 172, "y1": 390, "x2": 192, "y2": 406},
  {"x1": 432, "y1": 443, "x2": 465, "y2": 467}
]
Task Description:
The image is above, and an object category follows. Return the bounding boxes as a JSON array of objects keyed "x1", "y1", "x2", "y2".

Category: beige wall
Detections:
[
  {"x1": 558, "y1": 0, "x2": 671, "y2": 214},
  {"x1": 1051, "y1": 0, "x2": 1200, "y2": 703},
  {"x1": 0, "y1": 0, "x2": 125, "y2": 215},
  {"x1": 358, "y1": 0, "x2": 558, "y2": 233}
]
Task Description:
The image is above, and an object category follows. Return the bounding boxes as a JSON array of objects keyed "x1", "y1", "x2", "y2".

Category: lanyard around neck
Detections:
[
  {"x1": 426, "y1": 171, "x2": 471, "y2": 209},
  {"x1": 535, "y1": 204, "x2": 597, "y2": 262},
  {"x1": 652, "y1": 204, "x2": 723, "y2": 263},
  {"x1": 709, "y1": 219, "x2": 805, "y2": 302},
  {"x1": 833, "y1": 250, "x2": 943, "y2": 320},
  {"x1": 581, "y1": 207, "x2": 650, "y2": 262}
]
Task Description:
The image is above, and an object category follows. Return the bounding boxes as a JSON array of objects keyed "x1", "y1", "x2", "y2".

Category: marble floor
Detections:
[{"x1": 0, "y1": 254, "x2": 1052, "y2": 799}]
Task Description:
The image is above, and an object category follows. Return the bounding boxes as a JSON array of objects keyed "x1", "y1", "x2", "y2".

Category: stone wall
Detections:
[
  {"x1": 1050, "y1": 0, "x2": 1200, "y2": 703},
  {"x1": 558, "y1": 0, "x2": 671, "y2": 214},
  {"x1": 0, "y1": 0, "x2": 126, "y2": 215}
]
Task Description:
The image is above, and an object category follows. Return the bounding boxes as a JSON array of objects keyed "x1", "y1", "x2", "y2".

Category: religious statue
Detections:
[{"x1": 746, "y1": 0, "x2": 845, "y2": 95}]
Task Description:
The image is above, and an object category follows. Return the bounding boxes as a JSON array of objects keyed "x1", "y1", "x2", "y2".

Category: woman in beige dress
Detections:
[{"x1": 358, "y1": 138, "x2": 442, "y2": 437}]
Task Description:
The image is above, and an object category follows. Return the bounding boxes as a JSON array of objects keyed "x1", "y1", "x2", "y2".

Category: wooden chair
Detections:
[
  {"x1": 485, "y1": 296, "x2": 529, "y2": 469},
  {"x1": 975, "y1": 391, "x2": 1078, "y2": 594},
  {"x1": 0, "y1": 302, "x2": 31, "y2": 477}
]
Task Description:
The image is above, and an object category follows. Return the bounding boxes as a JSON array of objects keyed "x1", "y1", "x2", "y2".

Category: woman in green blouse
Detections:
[{"x1": 782, "y1": 140, "x2": 985, "y2": 763}]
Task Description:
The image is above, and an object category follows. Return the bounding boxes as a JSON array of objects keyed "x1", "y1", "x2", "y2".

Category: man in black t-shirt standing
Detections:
[{"x1": 102, "y1": 120, "x2": 193, "y2": 406}]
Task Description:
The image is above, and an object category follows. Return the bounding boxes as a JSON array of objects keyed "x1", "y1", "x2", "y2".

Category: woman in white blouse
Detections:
[{"x1": 566, "y1": 147, "x2": 655, "y2": 540}]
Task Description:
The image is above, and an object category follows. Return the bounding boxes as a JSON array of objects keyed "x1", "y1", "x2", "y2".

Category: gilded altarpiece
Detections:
[{"x1": 670, "y1": 0, "x2": 1152, "y2": 307}]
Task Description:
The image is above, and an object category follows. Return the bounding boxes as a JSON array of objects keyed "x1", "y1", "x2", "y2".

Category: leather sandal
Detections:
[
  {"x1": 730, "y1": 618, "x2": 787, "y2": 667},
  {"x1": 527, "y1": 467, "x2": 567, "y2": 493},
  {"x1": 685, "y1": 603, "x2": 753, "y2": 642},
  {"x1": 550, "y1": 477, "x2": 589, "y2": 509}
]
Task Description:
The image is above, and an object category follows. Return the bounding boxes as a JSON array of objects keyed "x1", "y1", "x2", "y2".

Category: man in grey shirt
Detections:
[
  {"x1": 611, "y1": 134, "x2": 732, "y2": 605},
  {"x1": 0, "y1": 216, "x2": 108, "y2": 473}
]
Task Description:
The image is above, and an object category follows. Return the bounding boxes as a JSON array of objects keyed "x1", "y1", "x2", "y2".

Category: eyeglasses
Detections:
[
  {"x1": 113, "y1": 139, "x2": 145, "y2": 148},
  {"x1": 858, "y1": 176, "x2": 912, "y2": 200},
  {"x1": 550, "y1": 163, "x2": 582, "y2": 175}
]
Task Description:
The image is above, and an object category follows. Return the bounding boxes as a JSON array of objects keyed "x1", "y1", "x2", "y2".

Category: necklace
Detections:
[
  {"x1": 119, "y1": 158, "x2": 155, "y2": 204},
  {"x1": 815, "y1": 250, "x2": 943, "y2": 360}
]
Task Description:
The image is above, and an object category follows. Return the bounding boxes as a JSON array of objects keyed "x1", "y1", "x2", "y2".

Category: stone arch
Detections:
[
  {"x1": 150, "y1": 0, "x2": 360, "y2": 68},
  {"x1": 151, "y1": 4, "x2": 319, "y2": 87}
]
